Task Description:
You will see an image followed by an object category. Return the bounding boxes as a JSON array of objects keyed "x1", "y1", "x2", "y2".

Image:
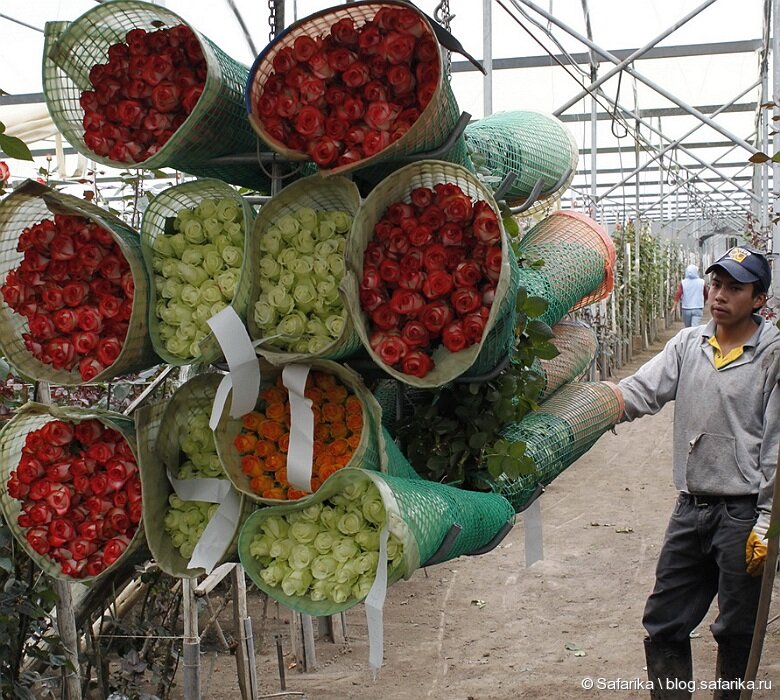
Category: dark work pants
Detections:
[{"x1": 643, "y1": 493, "x2": 761, "y2": 644}]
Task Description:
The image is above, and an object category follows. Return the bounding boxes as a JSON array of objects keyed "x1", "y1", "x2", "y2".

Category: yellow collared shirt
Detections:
[{"x1": 708, "y1": 336, "x2": 744, "y2": 369}]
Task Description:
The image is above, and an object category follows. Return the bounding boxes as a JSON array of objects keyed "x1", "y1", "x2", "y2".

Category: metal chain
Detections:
[
  {"x1": 268, "y1": 0, "x2": 278, "y2": 42},
  {"x1": 433, "y1": 0, "x2": 453, "y2": 81}
]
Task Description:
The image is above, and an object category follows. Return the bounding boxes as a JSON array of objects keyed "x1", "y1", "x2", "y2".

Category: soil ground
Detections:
[{"x1": 178, "y1": 319, "x2": 780, "y2": 700}]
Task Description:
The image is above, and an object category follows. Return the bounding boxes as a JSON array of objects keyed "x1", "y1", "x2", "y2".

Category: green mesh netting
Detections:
[
  {"x1": 486, "y1": 381, "x2": 624, "y2": 513},
  {"x1": 373, "y1": 380, "x2": 399, "y2": 432},
  {"x1": 381, "y1": 426, "x2": 420, "y2": 480},
  {"x1": 0, "y1": 180, "x2": 159, "y2": 385},
  {"x1": 139, "y1": 178, "x2": 256, "y2": 366},
  {"x1": 0, "y1": 402, "x2": 148, "y2": 583},
  {"x1": 532, "y1": 321, "x2": 598, "y2": 401},
  {"x1": 136, "y1": 374, "x2": 255, "y2": 578},
  {"x1": 247, "y1": 175, "x2": 364, "y2": 365},
  {"x1": 245, "y1": 1, "x2": 470, "y2": 177},
  {"x1": 465, "y1": 111, "x2": 578, "y2": 211},
  {"x1": 214, "y1": 359, "x2": 385, "y2": 505},
  {"x1": 344, "y1": 160, "x2": 517, "y2": 388},
  {"x1": 42, "y1": 1, "x2": 271, "y2": 191},
  {"x1": 517, "y1": 210, "x2": 616, "y2": 327},
  {"x1": 237, "y1": 464, "x2": 514, "y2": 615}
]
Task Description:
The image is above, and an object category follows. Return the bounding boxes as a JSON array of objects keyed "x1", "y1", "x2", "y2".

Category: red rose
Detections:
[
  {"x1": 401, "y1": 350, "x2": 434, "y2": 378},
  {"x1": 276, "y1": 87, "x2": 301, "y2": 119},
  {"x1": 442, "y1": 320, "x2": 468, "y2": 353},
  {"x1": 292, "y1": 35, "x2": 318, "y2": 63},
  {"x1": 387, "y1": 229, "x2": 411, "y2": 257},
  {"x1": 361, "y1": 265, "x2": 382, "y2": 290},
  {"x1": 472, "y1": 200, "x2": 501, "y2": 242},
  {"x1": 72, "y1": 331, "x2": 100, "y2": 355},
  {"x1": 300, "y1": 76, "x2": 326, "y2": 105},
  {"x1": 342, "y1": 62, "x2": 371, "y2": 89},
  {"x1": 389, "y1": 289, "x2": 425, "y2": 316},
  {"x1": 28, "y1": 478, "x2": 52, "y2": 501},
  {"x1": 7, "y1": 474, "x2": 29, "y2": 500},
  {"x1": 22, "y1": 249, "x2": 50, "y2": 272},
  {"x1": 363, "y1": 80, "x2": 388, "y2": 103},
  {"x1": 40, "y1": 285, "x2": 65, "y2": 312},
  {"x1": 369, "y1": 330, "x2": 408, "y2": 367},
  {"x1": 28, "y1": 502, "x2": 53, "y2": 525},
  {"x1": 364, "y1": 243, "x2": 385, "y2": 268},
  {"x1": 105, "y1": 507, "x2": 131, "y2": 535},
  {"x1": 76, "y1": 306, "x2": 104, "y2": 333},
  {"x1": 384, "y1": 31, "x2": 416, "y2": 64},
  {"x1": 45, "y1": 337, "x2": 76, "y2": 370},
  {"x1": 103, "y1": 535, "x2": 131, "y2": 566},
  {"x1": 453, "y1": 261, "x2": 484, "y2": 288},
  {"x1": 308, "y1": 138, "x2": 341, "y2": 167},
  {"x1": 126, "y1": 477, "x2": 143, "y2": 504},
  {"x1": 364, "y1": 101, "x2": 399, "y2": 132},
  {"x1": 83, "y1": 555, "x2": 105, "y2": 578},
  {"x1": 360, "y1": 288, "x2": 385, "y2": 313},
  {"x1": 16, "y1": 457, "x2": 44, "y2": 484},
  {"x1": 399, "y1": 249, "x2": 423, "y2": 272},
  {"x1": 400, "y1": 320, "x2": 430, "y2": 349},
  {"x1": 294, "y1": 105, "x2": 325, "y2": 138},
  {"x1": 74, "y1": 419, "x2": 104, "y2": 446},
  {"x1": 29, "y1": 314, "x2": 57, "y2": 340},
  {"x1": 68, "y1": 538, "x2": 97, "y2": 561},
  {"x1": 422, "y1": 244, "x2": 448, "y2": 272},
  {"x1": 309, "y1": 52, "x2": 336, "y2": 79},
  {"x1": 99, "y1": 255, "x2": 123, "y2": 282},
  {"x1": 116, "y1": 99, "x2": 144, "y2": 127},
  {"x1": 416, "y1": 81, "x2": 437, "y2": 109},
  {"x1": 62, "y1": 281, "x2": 90, "y2": 307},
  {"x1": 45, "y1": 484, "x2": 72, "y2": 516},
  {"x1": 120, "y1": 271, "x2": 135, "y2": 298},
  {"x1": 79, "y1": 357, "x2": 104, "y2": 382},
  {"x1": 331, "y1": 18, "x2": 359, "y2": 47},
  {"x1": 395, "y1": 9, "x2": 426, "y2": 37},
  {"x1": 325, "y1": 115, "x2": 348, "y2": 140},
  {"x1": 78, "y1": 520, "x2": 103, "y2": 542},
  {"x1": 45, "y1": 461, "x2": 71, "y2": 482},
  {"x1": 357, "y1": 25, "x2": 383, "y2": 56},
  {"x1": 378, "y1": 258, "x2": 401, "y2": 285},
  {"x1": 415, "y1": 60, "x2": 440, "y2": 84},
  {"x1": 422, "y1": 270, "x2": 453, "y2": 300},
  {"x1": 41, "y1": 419, "x2": 74, "y2": 447},
  {"x1": 438, "y1": 191, "x2": 474, "y2": 224},
  {"x1": 325, "y1": 85, "x2": 348, "y2": 105},
  {"x1": 408, "y1": 224, "x2": 433, "y2": 247},
  {"x1": 462, "y1": 311, "x2": 488, "y2": 344},
  {"x1": 387, "y1": 64, "x2": 415, "y2": 96},
  {"x1": 98, "y1": 295, "x2": 122, "y2": 319},
  {"x1": 410, "y1": 187, "x2": 434, "y2": 209},
  {"x1": 86, "y1": 441, "x2": 115, "y2": 465},
  {"x1": 150, "y1": 81, "x2": 180, "y2": 113},
  {"x1": 48, "y1": 518, "x2": 76, "y2": 548},
  {"x1": 345, "y1": 126, "x2": 366, "y2": 146},
  {"x1": 485, "y1": 246, "x2": 503, "y2": 281},
  {"x1": 26, "y1": 527, "x2": 51, "y2": 555},
  {"x1": 481, "y1": 282, "x2": 496, "y2": 306},
  {"x1": 451, "y1": 287, "x2": 481, "y2": 316},
  {"x1": 97, "y1": 337, "x2": 122, "y2": 368},
  {"x1": 440, "y1": 223, "x2": 465, "y2": 247},
  {"x1": 418, "y1": 205, "x2": 446, "y2": 230},
  {"x1": 420, "y1": 300, "x2": 454, "y2": 335},
  {"x1": 397, "y1": 269, "x2": 424, "y2": 291},
  {"x1": 362, "y1": 130, "x2": 391, "y2": 157},
  {"x1": 370, "y1": 303, "x2": 400, "y2": 331}
]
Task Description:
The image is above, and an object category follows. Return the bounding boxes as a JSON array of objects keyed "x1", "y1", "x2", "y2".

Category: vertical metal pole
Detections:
[
  {"x1": 182, "y1": 578, "x2": 201, "y2": 700},
  {"x1": 773, "y1": 0, "x2": 780, "y2": 280},
  {"x1": 232, "y1": 564, "x2": 257, "y2": 699},
  {"x1": 483, "y1": 0, "x2": 493, "y2": 117},
  {"x1": 34, "y1": 381, "x2": 82, "y2": 700}
]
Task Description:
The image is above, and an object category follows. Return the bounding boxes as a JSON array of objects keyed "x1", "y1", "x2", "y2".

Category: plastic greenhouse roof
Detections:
[{"x1": 0, "y1": 0, "x2": 773, "y2": 238}]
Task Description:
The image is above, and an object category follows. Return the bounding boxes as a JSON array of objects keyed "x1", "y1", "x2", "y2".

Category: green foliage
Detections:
[{"x1": 0, "y1": 122, "x2": 34, "y2": 162}]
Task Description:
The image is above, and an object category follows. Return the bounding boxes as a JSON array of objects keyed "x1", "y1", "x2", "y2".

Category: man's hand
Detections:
[{"x1": 746, "y1": 528, "x2": 768, "y2": 577}]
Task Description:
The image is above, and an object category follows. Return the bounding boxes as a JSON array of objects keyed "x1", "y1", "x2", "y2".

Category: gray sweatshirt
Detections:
[{"x1": 618, "y1": 316, "x2": 780, "y2": 532}]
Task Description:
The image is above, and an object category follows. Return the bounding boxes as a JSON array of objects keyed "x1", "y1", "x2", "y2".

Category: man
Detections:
[
  {"x1": 615, "y1": 245, "x2": 780, "y2": 699},
  {"x1": 672, "y1": 264, "x2": 709, "y2": 327}
]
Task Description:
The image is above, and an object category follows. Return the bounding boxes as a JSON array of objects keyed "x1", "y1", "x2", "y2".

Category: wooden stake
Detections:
[
  {"x1": 231, "y1": 564, "x2": 257, "y2": 699},
  {"x1": 53, "y1": 579, "x2": 82, "y2": 700},
  {"x1": 182, "y1": 578, "x2": 201, "y2": 700}
]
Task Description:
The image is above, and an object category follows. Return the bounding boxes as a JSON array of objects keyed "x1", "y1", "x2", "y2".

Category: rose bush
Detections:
[{"x1": 0, "y1": 214, "x2": 134, "y2": 381}]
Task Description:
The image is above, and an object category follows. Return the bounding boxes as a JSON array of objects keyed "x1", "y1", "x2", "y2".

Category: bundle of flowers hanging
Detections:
[
  {"x1": 79, "y1": 23, "x2": 206, "y2": 164},
  {"x1": 0, "y1": 405, "x2": 144, "y2": 582},
  {"x1": 247, "y1": 2, "x2": 462, "y2": 173},
  {"x1": 215, "y1": 360, "x2": 384, "y2": 505},
  {"x1": 0, "y1": 181, "x2": 157, "y2": 385}
]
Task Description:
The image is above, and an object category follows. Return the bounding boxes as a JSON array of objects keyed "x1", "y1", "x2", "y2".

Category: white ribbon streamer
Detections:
[
  {"x1": 166, "y1": 470, "x2": 241, "y2": 574},
  {"x1": 365, "y1": 526, "x2": 389, "y2": 677},
  {"x1": 207, "y1": 306, "x2": 261, "y2": 430},
  {"x1": 282, "y1": 364, "x2": 314, "y2": 493}
]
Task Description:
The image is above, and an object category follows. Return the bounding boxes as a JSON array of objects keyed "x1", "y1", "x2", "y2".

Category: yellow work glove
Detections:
[{"x1": 746, "y1": 527, "x2": 768, "y2": 577}]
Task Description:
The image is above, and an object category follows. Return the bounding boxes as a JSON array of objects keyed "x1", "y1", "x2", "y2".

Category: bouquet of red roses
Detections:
[
  {"x1": 0, "y1": 405, "x2": 144, "y2": 581},
  {"x1": 247, "y1": 2, "x2": 460, "y2": 173}
]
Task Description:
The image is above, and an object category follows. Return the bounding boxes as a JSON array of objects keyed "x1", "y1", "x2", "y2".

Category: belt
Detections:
[{"x1": 681, "y1": 493, "x2": 757, "y2": 508}]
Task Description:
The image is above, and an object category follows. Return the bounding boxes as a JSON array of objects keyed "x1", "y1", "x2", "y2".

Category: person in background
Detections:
[
  {"x1": 614, "y1": 245, "x2": 780, "y2": 699},
  {"x1": 672, "y1": 264, "x2": 708, "y2": 327}
]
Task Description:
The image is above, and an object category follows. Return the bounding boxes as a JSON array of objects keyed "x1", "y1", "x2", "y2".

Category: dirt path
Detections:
[{"x1": 195, "y1": 321, "x2": 780, "y2": 700}]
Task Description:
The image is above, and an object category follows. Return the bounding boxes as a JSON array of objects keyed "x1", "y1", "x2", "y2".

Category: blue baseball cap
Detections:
[{"x1": 705, "y1": 246, "x2": 771, "y2": 293}]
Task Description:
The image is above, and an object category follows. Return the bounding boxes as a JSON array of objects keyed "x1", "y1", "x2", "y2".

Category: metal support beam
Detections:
[
  {"x1": 510, "y1": 0, "x2": 760, "y2": 154},
  {"x1": 483, "y1": 0, "x2": 493, "y2": 116},
  {"x1": 555, "y1": 0, "x2": 719, "y2": 116}
]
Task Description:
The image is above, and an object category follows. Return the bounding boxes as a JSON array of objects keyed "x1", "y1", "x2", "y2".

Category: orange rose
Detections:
[
  {"x1": 318, "y1": 462, "x2": 341, "y2": 481},
  {"x1": 286, "y1": 488, "x2": 308, "y2": 500},
  {"x1": 274, "y1": 467, "x2": 288, "y2": 485},
  {"x1": 241, "y1": 454, "x2": 264, "y2": 476},
  {"x1": 243, "y1": 411, "x2": 265, "y2": 431},
  {"x1": 234, "y1": 432, "x2": 258, "y2": 454},
  {"x1": 322, "y1": 402, "x2": 346, "y2": 424},
  {"x1": 250, "y1": 474, "x2": 274, "y2": 492},
  {"x1": 262, "y1": 487, "x2": 286, "y2": 499},
  {"x1": 310, "y1": 477, "x2": 322, "y2": 492},
  {"x1": 345, "y1": 395, "x2": 362, "y2": 415},
  {"x1": 254, "y1": 439, "x2": 275, "y2": 458},
  {"x1": 305, "y1": 386, "x2": 324, "y2": 404},
  {"x1": 266, "y1": 452, "x2": 286, "y2": 472},
  {"x1": 259, "y1": 419, "x2": 285, "y2": 442},
  {"x1": 311, "y1": 404, "x2": 322, "y2": 423},
  {"x1": 313, "y1": 439, "x2": 326, "y2": 457},
  {"x1": 314, "y1": 423, "x2": 331, "y2": 442},
  {"x1": 327, "y1": 438, "x2": 349, "y2": 457},
  {"x1": 262, "y1": 385, "x2": 287, "y2": 405},
  {"x1": 313, "y1": 371, "x2": 337, "y2": 391},
  {"x1": 329, "y1": 421, "x2": 348, "y2": 439},
  {"x1": 346, "y1": 434, "x2": 361, "y2": 451},
  {"x1": 266, "y1": 400, "x2": 289, "y2": 424},
  {"x1": 336, "y1": 453, "x2": 352, "y2": 467},
  {"x1": 346, "y1": 413, "x2": 363, "y2": 433},
  {"x1": 278, "y1": 432, "x2": 290, "y2": 453},
  {"x1": 326, "y1": 385, "x2": 348, "y2": 404}
]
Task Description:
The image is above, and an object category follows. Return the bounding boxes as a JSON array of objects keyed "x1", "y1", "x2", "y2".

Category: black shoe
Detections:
[
  {"x1": 644, "y1": 637, "x2": 693, "y2": 699},
  {"x1": 713, "y1": 636, "x2": 752, "y2": 700}
]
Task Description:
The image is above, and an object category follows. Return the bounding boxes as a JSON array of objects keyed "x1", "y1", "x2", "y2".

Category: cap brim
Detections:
[{"x1": 705, "y1": 260, "x2": 759, "y2": 284}]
